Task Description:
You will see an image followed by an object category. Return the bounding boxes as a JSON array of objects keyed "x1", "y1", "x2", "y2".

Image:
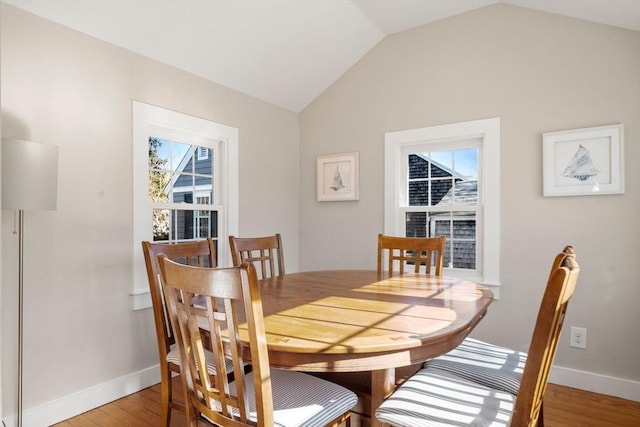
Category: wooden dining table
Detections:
[{"x1": 251, "y1": 269, "x2": 494, "y2": 427}]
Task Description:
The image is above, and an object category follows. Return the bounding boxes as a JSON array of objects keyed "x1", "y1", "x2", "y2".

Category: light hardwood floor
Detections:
[{"x1": 54, "y1": 376, "x2": 640, "y2": 426}]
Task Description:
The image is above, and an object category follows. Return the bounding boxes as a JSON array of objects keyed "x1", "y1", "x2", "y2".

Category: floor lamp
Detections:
[{"x1": 2, "y1": 138, "x2": 58, "y2": 427}]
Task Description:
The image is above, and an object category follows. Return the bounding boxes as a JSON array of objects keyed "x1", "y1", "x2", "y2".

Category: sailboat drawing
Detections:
[
  {"x1": 562, "y1": 144, "x2": 601, "y2": 181},
  {"x1": 329, "y1": 165, "x2": 346, "y2": 191}
]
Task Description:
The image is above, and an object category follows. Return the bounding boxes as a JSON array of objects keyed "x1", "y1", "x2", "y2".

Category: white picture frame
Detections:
[
  {"x1": 543, "y1": 124, "x2": 624, "y2": 197},
  {"x1": 316, "y1": 152, "x2": 359, "y2": 201}
]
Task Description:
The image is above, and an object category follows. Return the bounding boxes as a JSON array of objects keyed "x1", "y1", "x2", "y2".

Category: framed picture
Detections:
[
  {"x1": 317, "y1": 152, "x2": 359, "y2": 201},
  {"x1": 543, "y1": 124, "x2": 624, "y2": 197}
]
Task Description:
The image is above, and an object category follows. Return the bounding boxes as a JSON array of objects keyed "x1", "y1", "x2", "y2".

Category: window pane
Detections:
[
  {"x1": 174, "y1": 173, "x2": 194, "y2": 191},
  {"x1": 405, "y1": 212, "x2": 427, "y2": 237},
  {"x1": 195, "y1": 175, "x2": 212, "y2": 193},
  {"x1": 173, "y1": 209, "x2": 192, "y2": 239},
  {"x1": 196, "y1": 145, "x2": 210, "y2": 161},
  {"x1": 148, "y1": 138, "x2": 167, "y2": 170},
  {"x1": 172, "y1": 142, "x2": 191, "y2": 173},
  {"x1": 409, "y1": 154, "x2": 428, "y2": 179},
  {"x1": 455, "y1": 148, "x2": 478, "y2": 179},
  {"x1": 408, "y1": 181, "x2": 428, "y2": 206},
  {"x1": 152, "y1": 209, "x2": 170, "y2": 241},
  {"x1": 194, "y1": 149, "x2": 212, "y2": 174},
  {"x1": 453, "y1": 217, "x2": 476, "y2": 239},
  {"x1": 432, "y1": 178, "x2": 454, "y2": 206},
  {"x1": 148, "y1": 170, "x2": 170, "y2": 203},
  {"x1": 453, "y1": 240, "x2": 476, "y2": 269},
  {"x1": 432, "y1": 214, "x2": 451, "y2": 238},
  {"x1": 430, "y1": 151, "x2": 452, "y2": 177},
  {"x1": 452, "y1": 180, "x2": 478, "y2": 206}
]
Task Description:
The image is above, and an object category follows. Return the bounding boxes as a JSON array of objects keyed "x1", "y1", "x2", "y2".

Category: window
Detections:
[
  {"x1": 149, "y1": 139, "x2": 217, "y2": 242},
  {"x1": 385, "y1": 118, "x2": 500, "y2": 296},
  {"x1": 132, "y1": 101, "x2": 238, "y2": 309}
]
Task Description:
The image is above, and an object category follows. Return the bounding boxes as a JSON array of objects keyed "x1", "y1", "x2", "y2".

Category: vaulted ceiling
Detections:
[{"x1": 4, "y1": 0, "x2": 639, "y2": 112}]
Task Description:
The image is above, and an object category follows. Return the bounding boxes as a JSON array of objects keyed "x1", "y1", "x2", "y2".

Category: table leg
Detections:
[{"x1": 370, "y1": 368, "x2": 395, "y2": 427}]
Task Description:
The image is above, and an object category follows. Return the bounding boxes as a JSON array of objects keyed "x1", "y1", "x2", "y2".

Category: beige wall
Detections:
[
  {"x1": 300, "y1": 3, "x2": 640, "y2": 385},
  {"x1": 1, "y1": 2, "x2": 299, "y2": 416},
  {"x1": 2, "y1": 1, "x2": 639, "y2": 421}
]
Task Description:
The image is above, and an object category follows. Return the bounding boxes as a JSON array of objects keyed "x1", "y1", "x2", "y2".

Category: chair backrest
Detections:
[
  {"x1": 377, "y1": 234, "x2": 445, "y2": 276},
  {"x1": 548, "y1": 244, "x2": 575, "y2": 272},
  {"x1": 229, "y1": 233, "x2": 285, "y2": 279},
  {"x1": 159, "y1": 257, "x2": 274, "y2": 426},
  {"x1": 141, "y1": 240, "x2": 217, "y2": 357},
  {"x1": 511, "y1": 253, "x2": 580, "y2": 425}
]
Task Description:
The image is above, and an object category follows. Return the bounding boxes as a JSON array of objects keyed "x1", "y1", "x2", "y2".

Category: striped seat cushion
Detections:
[
  {"x1": 424, "y1": 338, "x2": 526, "y2": 395},
  {"x1": 166, "y1": 346, "x2": 235, "y2": 375},
  {"x1": 376, "y1": 367, "x2": 514, "y2": 427},
  {"x1": 221, "y1": 369, "x2": 357, "y2": 427}
]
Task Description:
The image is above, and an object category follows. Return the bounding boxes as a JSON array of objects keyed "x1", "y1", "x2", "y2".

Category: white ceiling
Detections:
[{"x1": 4, "y1": 0, "x2": 639, "y2": 112}]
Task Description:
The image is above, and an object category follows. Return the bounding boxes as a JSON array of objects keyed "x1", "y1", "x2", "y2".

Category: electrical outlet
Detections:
[{"x1": 570, "y1": 326, "x2": 587, "y2": 349}]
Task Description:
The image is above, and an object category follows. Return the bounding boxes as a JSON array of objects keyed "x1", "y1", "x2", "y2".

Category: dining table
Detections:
[{"x1": 251, "y1": 269, "x2": 494, "y2": 427}]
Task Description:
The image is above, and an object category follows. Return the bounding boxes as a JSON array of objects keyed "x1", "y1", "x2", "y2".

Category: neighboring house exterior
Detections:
[
  {"x1": 163, "y1": 146, "x2": 217, "y2": 241},
  {"x1": 407, "y1": 154, "x2": 477, "y2": 269}
]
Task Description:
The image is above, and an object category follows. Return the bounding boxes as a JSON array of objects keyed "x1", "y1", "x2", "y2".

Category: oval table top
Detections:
[{"x1": 251, "y1": 269, "x2": 493, "y2": 373}]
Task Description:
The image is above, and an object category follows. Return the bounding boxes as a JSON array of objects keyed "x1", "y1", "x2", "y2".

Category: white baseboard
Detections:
[
  {"x1": 550, "y1": 365, "x2": 640, "y2": 402},
  {"x1": 2, "y1": 363, "x2": 638, "y2": 426},
  {"x1": 2, "y1": 365, "x2": 160, "y2": 427}
]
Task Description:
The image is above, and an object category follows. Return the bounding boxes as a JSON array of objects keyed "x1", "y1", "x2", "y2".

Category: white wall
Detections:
[
  {"x1": 1, "y1": 3, "x2": 299, "y2": 423},
  {"x1": 299, "y1": 3, "x2": 640, "y2": 395}
]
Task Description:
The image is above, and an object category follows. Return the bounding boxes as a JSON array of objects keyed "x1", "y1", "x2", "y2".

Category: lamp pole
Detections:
[{"x1": 17, "y1": 210, "x2": 24, "y2": 427}]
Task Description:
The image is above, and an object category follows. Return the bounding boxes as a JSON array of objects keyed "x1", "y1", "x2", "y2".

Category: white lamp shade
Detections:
[{"x1": 2, "y1": 138, "x2": 59, "y2": 211}]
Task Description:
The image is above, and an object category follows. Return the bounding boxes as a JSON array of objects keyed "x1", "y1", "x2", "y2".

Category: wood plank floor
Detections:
[{"x1": 54, "y1": 376, "x2": 640, "y2": 426}]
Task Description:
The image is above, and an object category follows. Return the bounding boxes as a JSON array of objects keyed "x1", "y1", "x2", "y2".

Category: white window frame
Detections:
[
  {"x1": 131, "y1": 101, "x2": 239, "y2": 310},
  {"x1": 385, "y1": 118, "x2": 501, "y2": 297}
]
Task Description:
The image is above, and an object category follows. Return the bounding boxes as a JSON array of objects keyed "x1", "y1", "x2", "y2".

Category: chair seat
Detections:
[
  {"x1": 424, "y1": 338, "x2": 526, "y2": 395},
  {"x1": 223, "y1": 368, "x2": 358, "y2": 427},
  {"x1": 375, "y1": 367, "x2": 514, "y2": 427},
  {"x1": 166, "y1": 347, "x2": 236, "y2": 376}
]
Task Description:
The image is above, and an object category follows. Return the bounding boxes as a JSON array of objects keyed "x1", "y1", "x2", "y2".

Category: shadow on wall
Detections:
[{"x1": 2, "y1": 110, "x2": 31, "y2": 140}]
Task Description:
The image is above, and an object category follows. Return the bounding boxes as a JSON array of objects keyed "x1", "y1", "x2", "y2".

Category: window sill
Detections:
[{"x1": 444, "y1": 269, "x2": 501, "y2": 299}]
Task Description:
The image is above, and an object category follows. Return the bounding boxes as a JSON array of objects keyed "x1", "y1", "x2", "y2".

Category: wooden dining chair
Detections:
[
  {"x1": 377, "y1": 234, "x2": 446, "y2": 277},
  {"x1": 158, "y1": 257, "x2": 358, "y2": 427},
  {"x1": 375, "y1": 252, "x2": 580, "y2": 427},
  {"x1": 229, "y1": 233, "x2": 285, "y2": 279},
  {"x1": 419, "y1": 246, "x2": 576, "y2": 425},
  {"x1": 141, "y1": 239, "x2": 217, "y2": 427}
]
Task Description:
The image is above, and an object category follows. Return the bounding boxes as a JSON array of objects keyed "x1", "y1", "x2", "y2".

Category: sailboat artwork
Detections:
[
  {"x1": 562, "y1": 144, "x2": 601, "y2": 182},
  {"x1": 543, "y1": 125, "x2": 622, "y2": 197},
  {"x1": 317, "y1": 152, "x2": 359, "y2": 201},
  {"x1": 330, "y1": 165, "x2": 346, "y2": 191}
]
